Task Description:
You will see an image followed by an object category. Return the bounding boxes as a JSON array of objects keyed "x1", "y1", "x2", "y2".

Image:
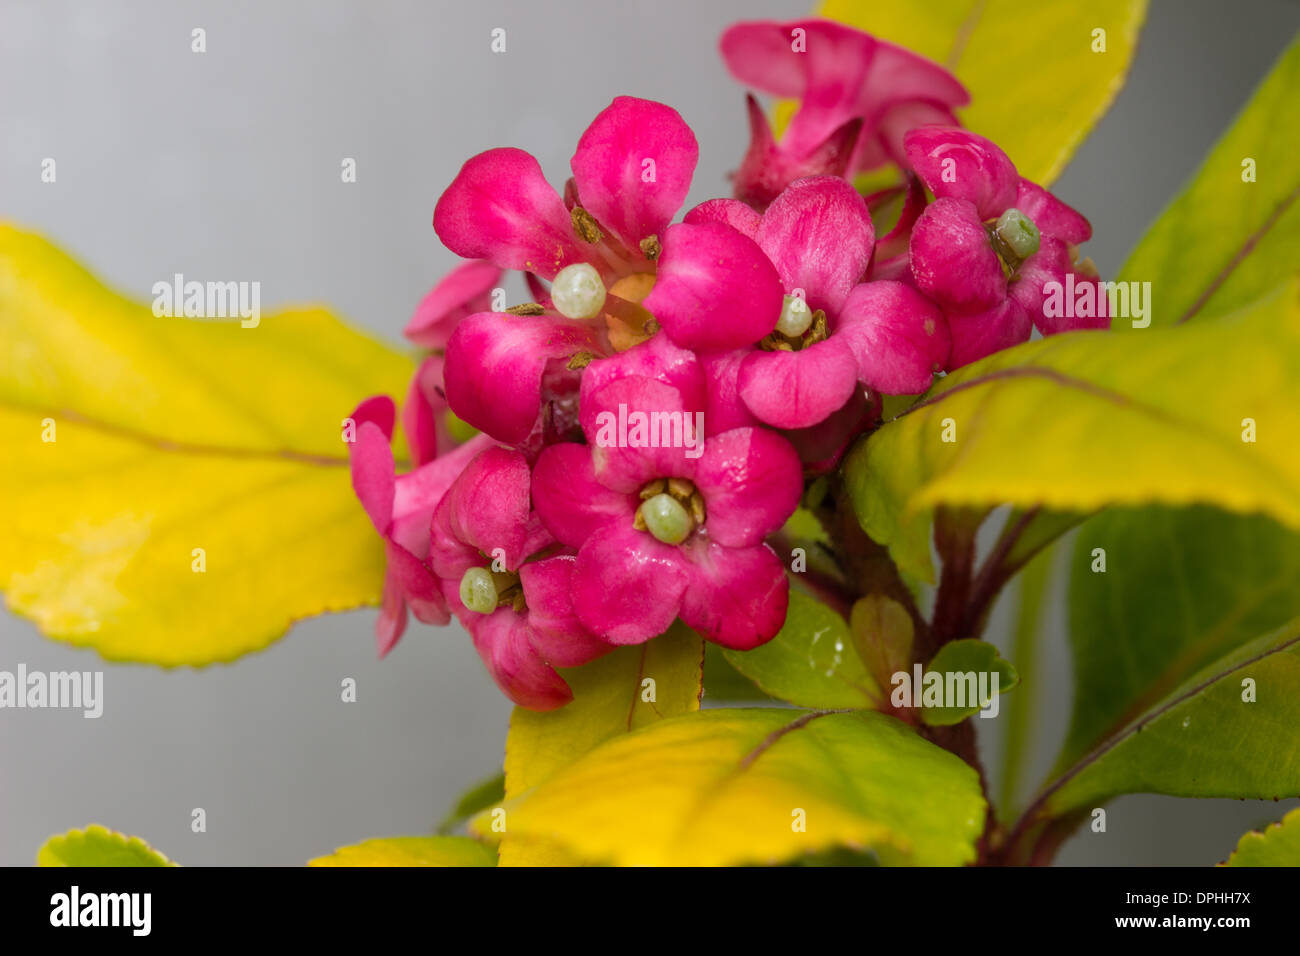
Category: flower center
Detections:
[
  {"x1": 775, "y1": 294, "x2": 814, "y2": 337},
  {"x1": 605, "y1": 273, "x2": 659, "y2": 352},
  {"x1": 459, "y1": 566, "x2": 524, "y2": 614},
  {"x1": 633, "y1": 477, "x2": 705, "y2": 545},
  {"x1": 760, "y1": 302, "x2": 829, "y2": 352},
  {"x1": 551, "y1": 263, "x2": 607, "y2": 320},
  {"x1": 987, "y1": 207, "x2": 1040, "y2": 276}
]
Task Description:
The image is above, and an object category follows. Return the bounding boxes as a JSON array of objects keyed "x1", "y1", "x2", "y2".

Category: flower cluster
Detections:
[{"x1": 348, "y1": 18, "x2": 1110, "y2": 709}]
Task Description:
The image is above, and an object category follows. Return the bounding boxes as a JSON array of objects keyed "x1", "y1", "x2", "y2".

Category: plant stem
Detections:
[
  {"x1": 925, "y1": 508, "x2": 980, "y2": 656},
  {"x1": 819, "y1": 478, "x2": 928, "y2": 641}
]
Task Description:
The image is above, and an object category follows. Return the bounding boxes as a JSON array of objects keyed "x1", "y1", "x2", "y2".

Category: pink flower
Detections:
[
  {"x1": 687, "y1": 177, "x2": 949, "y2": 433},
  {"x1": 719, "y1": 18, "x2": 969, "y2": 208},
  {"x1": 904, "y1": 126, "x2": 1105, "y2": 367},
  {"x1": 399, "y1": 354, "x2": 452, "y2": 468},
  {"x1": 347, "y1": 396, "x2": 492, "y2": 656},
  {"x1": 434, "y1": 95, "x2": 697, "y2": 283},
  {"x1": 400, "y1": 261, "x2": 501, "y2": 465},
  {"x1": 532, "y1": 373, "x2": 803, "y2": 649},
  {"x1": 435, "y1": 95, "x2": 785, "y2": 445},
  {"x1": 428, "y1": 446, "x2": 610, "y2": 710},
  {"x1": 442, "y1": 311, "x2": 597, "y2": 451},
  {"x1": 404, "y1": 259, "x2": 502, "y2": 350}
]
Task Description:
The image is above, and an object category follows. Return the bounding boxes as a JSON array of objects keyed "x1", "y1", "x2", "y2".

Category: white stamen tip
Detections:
[
  {"x1": 552, "y1": 263, "x2": 607, "y2": 320},
  {"x1": 776, "y1": 294, "x2": 813, "y2": 337}
]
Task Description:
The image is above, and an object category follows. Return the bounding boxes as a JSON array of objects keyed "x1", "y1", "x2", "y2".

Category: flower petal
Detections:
[
  {"x1": 757, "y1": 175, "x2": 875, "y2": 314},
  {"x1": 1035, "y1": 271, "x2": 1113, "y2": 335},
  {"x1": 694, "y1": 427, "x2": 803, "y2": 548},
  {"x1": 403, "y1": 260, "x2": 502, "y2": 349},
  {"x1": 375, "y1": 567, "x2": 409, "y2": 658},
  {"x1": 701, "y1": 348, "x2": 763, "y2": 434},
  {"x1": 679, "y1": 539, "x2": 788, "y2": 650},
  {"x1": 573, "y1": 524, "x2": 690, "y2": 644},
  {"x1": 738, "y1": 339, "x2": 860, "y2": 430},
  {"x1": 945, "y1": 298, "x2": 1033, "y2": 370},
  {"x1": 642, "y1": 221, "x2": 783, "y2": 352},
  {"x1": 909, "y1": 197, "x2": 1005, "y2": 312},
  {"x1": 401, "y1": 355, "x2": 446, "y2": 467},
  {"x1": 429, "y1": 446, "x2": 541, "y2": 579},
  {"x1": 835, "y1": 280, "x2": 950, "y2": 394},
  {"x1": 469, "y1": 610, "x2": 574, "y2": 711},
  {"x1": 433, "y1": 147, "x2": 585, "y2": 279},
  {"x1": 904, "y1": 126, "x2": 1018, "y2": 219},
  {"x1": 683, "y1": 197, "x2": 762, "y2": 238},
  {"x1": 519, "y1": 556, "x2": 614, "y2": 667},
  {"x1": 583, "y1": 375, "x2": 702, "y2": 493},
  {"x1": 570, "y1": 96, "x2": 698, "y2": 248},
  {"x1": 578, "y1": 334, "x2": 706, "y2": 437},
  {"x1": 532, "y1": 442, "x2": 636, "y2": 548},
  {"x1": 1014, "y1": 178, "x2": 1091, "y2": 244},
  {"x1": 351, "y1": 395, "x2": 396, "y2": 438},
  {"x1": 443, "y1": 311, "x2": 602, "y2": 445},
  {"x1": 723, "y1": 21, "x2": 967, "y2": 157},
  {"x1": 389, "y1": 434, "x2": 496, "y2": 557},
  {"x1": 349, "y1": 419, "x2": 395, "y2": 533},
  {"x1": 731, "y1": 94, "x2": 862, "y2": 212},
  {"x1": 1009, "y1": 236, "x2": 1071, "y2": 330},
  {"x1": 385, "y1": 539, "x2": 448, "y2": 627},
  {"x1": 718, "y1": 20, "x2": 814, "y2": 99},
  {"x1": 862, "y1": 100, "x2": 962, "y2": 173},
  {"x1": 781, "y1": 387, "x2": 876, "y2": 475}
]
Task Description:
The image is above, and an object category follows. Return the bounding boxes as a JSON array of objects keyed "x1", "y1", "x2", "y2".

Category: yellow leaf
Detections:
[
  {"x1": 846, "y1": 282, "x2": 1300, "y2": 581},
  {"x1": 1118, "y1": 34, "x2": 1300, "y2": 325},
  {"x1": 497, "y1": 624, "x2": 704, "y2": 865},
  {"x1": 818, "y1": 0, "x2": 1147, "y2": 185},
  {"x1": 486, "y1": 708, "x2": 985, "y2": 866},
  {"x1": 38, "y1": 825, "x2": 175, "y2": 866},
  {"x1": 0, "y1": 225, "x2": 414, "y2": 664},
  {"x1": 308, "y1": 836, "x2": 495, "y2": 867},
  {"x1": 1222, "y1": 806, "x2": 1300, "y2": 867}
]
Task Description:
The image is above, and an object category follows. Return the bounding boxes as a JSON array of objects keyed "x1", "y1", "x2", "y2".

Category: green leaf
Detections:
[
  {"x1": 1222, "y1": 806, "x2": 1300, "y2": 866},
  {"x1": 920, "y1": 639, "x2": 1018, "y2": 726},
  {"x1": 702, "y1": 644, "x2": 772, "y2": 701},
  {"x1": 308, "y1": 836, "x2": 495, "y2": 867},
  {"x1": 480, "y1": 708, "x2": 985, "y2": 866},
  {"x1": 818, "y1": 0, "x2": 1147, "y2": 185},
  {"x1": 38, "y1": 825, "x2": 175, "y2": 867},
  {"x1": 998, "y1": 549, "x2": 1052, "y2": 817},
  {"x1": 1119, "y1": 34, "x2": 1300, "y2": 326},
  {"x1": 1000, "y1": 509, "x2": 1083, "y2": 576},
  {"x1": 845, "y1": 282, "x2": 1300, "y2": 582},
  {"x1": 848, "y1": 593, "x2": 914, "y2": 694},
  {"x1": 498, "y1": 623, "x2": 704, "y2": 865},
  {"x1": 437, "y1": 772, "x2": 505, "y2": 835},
  {"x1": 0, "y1": 225, "x2": 414, "y2": 665},
  {"x1": 1037, "y1": 615, "x2": 1300, "y2": 816},
  {"x1": 1060, "y1": 507, "x2": 1300, "y2": 770},
  {"x1": 722, "y1": 588, "x2": 878, "y2": 709}
]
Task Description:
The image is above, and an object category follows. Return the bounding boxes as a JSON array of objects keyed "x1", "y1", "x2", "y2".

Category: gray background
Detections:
[{"x1": 2, "y1": 0, "x2": 1298, "y2": 866}]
